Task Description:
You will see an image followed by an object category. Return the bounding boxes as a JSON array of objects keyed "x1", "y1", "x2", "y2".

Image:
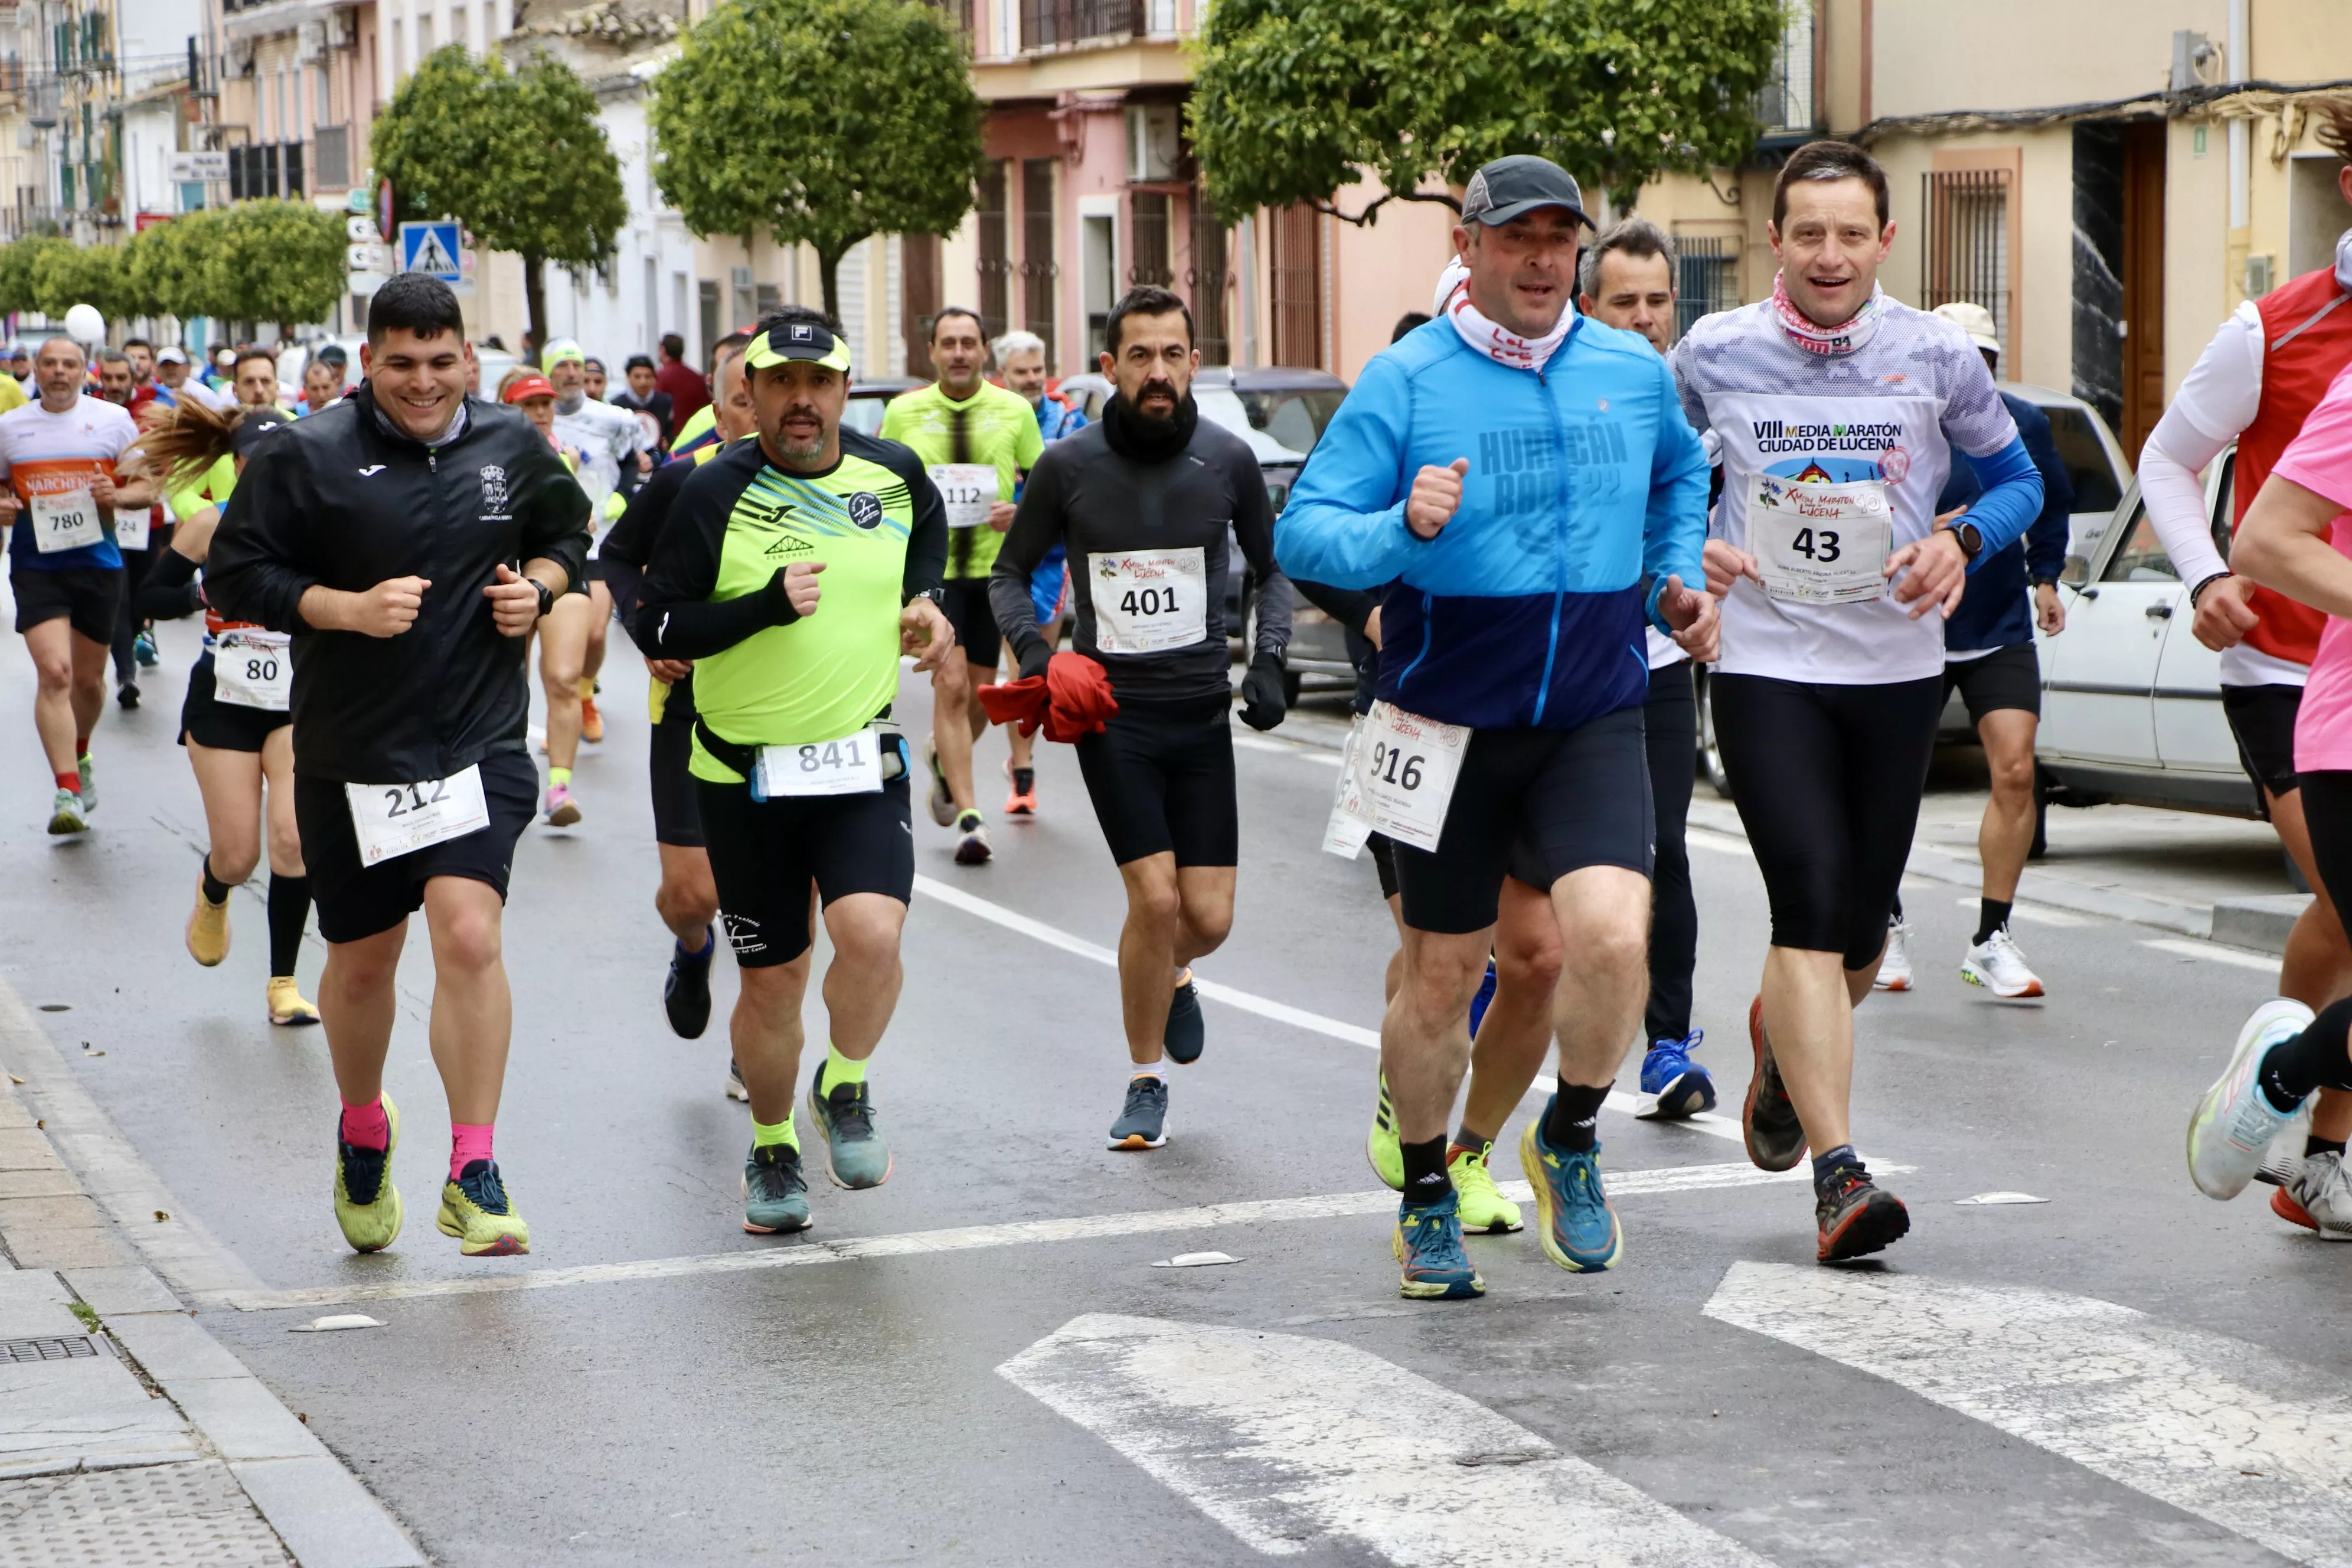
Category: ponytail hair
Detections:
[{"x1": 136, "y1": 397, "x2": 245, "y2": 487}]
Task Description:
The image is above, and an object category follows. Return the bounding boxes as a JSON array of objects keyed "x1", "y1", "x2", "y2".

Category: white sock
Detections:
[{"x1": 1128, "y1": 1060, "x2": 1168, "y2": 1083}]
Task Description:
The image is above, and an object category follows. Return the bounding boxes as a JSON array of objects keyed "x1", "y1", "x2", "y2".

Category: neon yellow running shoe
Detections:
[
  {"x1": 437, "y1": 1161, "x2": 530, "y2": 1256},
  {"x1": 333, "y1": 1094, "x2": 402, "y2": 1254},
  {"x1": 267, "y1": 977, "x2": 320, "y2": 1027},
  {"x1": 1366, "y1": 1072, "x2": 1403, "y2": 1191},
  {"x1": 1449, "y1": 1141, "x2": 1523, "y2": 1233}
]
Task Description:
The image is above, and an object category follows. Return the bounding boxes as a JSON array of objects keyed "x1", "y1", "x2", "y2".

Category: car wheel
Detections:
[{"x1": 1697, "y1": 670, "x2": 1733, "y2": 800}]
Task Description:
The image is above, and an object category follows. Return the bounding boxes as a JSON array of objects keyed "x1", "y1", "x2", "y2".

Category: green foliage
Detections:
[
  {"x1": 31, "y1": 241, "x2": 128, "y2": 319},
  {"x1": 0, "y1": 237, "x2": 74, "y2": 316},
  {"x1": 1192, "y1": 0, "x2": 1789, "y2": 217},
  {"x1": 0, "y1": 201, "x2": 346, "y2": 332},
  {"x1": 649, "y1": 0, "x2": 984, "y2": 317}
]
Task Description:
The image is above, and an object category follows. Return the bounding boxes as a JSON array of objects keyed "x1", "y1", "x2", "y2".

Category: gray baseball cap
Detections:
[{"x1": 1460, "y1": 155, "x2": 1595, "y2": 229}]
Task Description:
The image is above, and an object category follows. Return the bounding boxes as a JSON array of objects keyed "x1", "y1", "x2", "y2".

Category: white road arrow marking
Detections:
[
  {"x1": 999, "y1": 1314, "x2": 1776, "y2": 1566},
  {"x1": 1704, "y1": 1262, "x2": 2352, "y2": 1567}
]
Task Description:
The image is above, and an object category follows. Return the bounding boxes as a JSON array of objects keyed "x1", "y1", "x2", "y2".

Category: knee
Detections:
[
  {"x1": 1494, "y1": 927, "x2": 1563, "y2": 996},
  {"x1": 1181, "y1": 897, "x2": 1233, "y2": 951},
  {"x1": 1406, "y1": 940, "x2": 1489, "y2": 1011},
  {"x1": 828, "y1": 907, "x2": 903, "y2": 970},
  {"x1": 265, "y1": 825, "x2": 303, "y2": 876},
  {"x1": 1988, "y1": 751, "x2": 2037, "y2": 803},
  {"x1": 328, "y1": 945, "x2": 399, "y2": 995},
  {"x1": 541, "y1": 658, "x2": 580, "y2": 695},
  {"x1": 1574, "y1": 914, "x2": 1650, "y2": 984},
  {"x1": 436, "y1": 912, "x2": 502, "y2": 974},
  {"x1": 1128, "y1": 880, "x2": 1182, "y2": 931},
  {"x1": 32, "y1": 658, "x2": 70, "y2": 694},
  {"x1": 210, "y1": 845, "x2": 260, "y2": 884}
]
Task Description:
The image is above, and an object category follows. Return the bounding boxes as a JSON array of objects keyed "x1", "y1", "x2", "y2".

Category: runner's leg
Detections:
[
  {"x1": 318, "y1": 923, "x2": 407, "y2": 1109},
  {"x1": 1977, "y1": 708, "x2": 2039, "y2": 906},
  {"x1": 186, "y1": 741, "x2": 264, "y2": 885},
  {"x1": 818, "y1": 891, "x2": 906, "y2": 1066},
  {"x1": 655, "y1": 845, "x2": 720, "y2": 945},
  {"x1": 1550, "y1": 865, "x2": 1654, "y2": 1104},
  {"x1": 1115, "y1": 852, "x2": 1185, "y2": 1064},
  {"x1": 2265, "y1": 784, "x2": 2352, "y2": 1145},
  {"x1": 25, "y1": 619, "x2": 81, "y2": 776},
  {"x1": 538, "y1": 596, "x2": 593, "y2": 795},
  {"x1": 420, "y1": 876, "x2": 511, "y2": 1126},
  {"x1": 1458, "y1": 876, "x2": 1560, "y2": 1141},
  {"x1": 68, "y1": 629, "x2": 106, "y2": 759},
  {"x1": 930, "y1": 654, "x2": 978, "y2": 817}
]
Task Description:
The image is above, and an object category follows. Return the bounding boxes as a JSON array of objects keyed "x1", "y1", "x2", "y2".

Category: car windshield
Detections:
[
  {"x1": 1233, "y1": 387, "x2": 1345, "y2": 455},
  {"x1": 1195, "y1": 388, "x2": 1306, "y2": 463},
  {"x1": 841, "y1": 394, "x2": 891, "y2": 436},
  {"x1": 2043, "y1": 406, "x2": 2124, "y2": 514}
]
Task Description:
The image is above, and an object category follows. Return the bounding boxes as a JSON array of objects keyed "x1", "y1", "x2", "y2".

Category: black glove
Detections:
[
  {"x1": 1018, "y1": 638, "x2": 1053, "y2": 681},
  {"x1": 1239, "y1": 650, "x2": 1288, "y2": 731}
]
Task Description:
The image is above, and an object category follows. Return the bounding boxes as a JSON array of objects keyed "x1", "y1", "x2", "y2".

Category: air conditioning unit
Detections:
[{"x1": 1125, "y1": 103, "x2": 1178, "y2": 184}]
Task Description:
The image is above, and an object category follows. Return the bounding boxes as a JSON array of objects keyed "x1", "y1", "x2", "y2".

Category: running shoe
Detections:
[
  {"x1": 436, "y1": 1159, "x2": 530, "y2": 1256},
  {"x1": 1961, "y1": 927, "x2": 2045, "y2": 998},
  {"x1": 1367, "y1": 1072, "x2": 1404, "y2": 1190},
  {"x1": 923, "y1": 736, "x2": 955, "y2": 827},
  {"x1": 1742, "y1": 995, "x2": 1807, "y2": 1172},
  {"x1": 76, "y1": 753, "x2": 95, "y2": 814},
  {"x1": 580, "y1": 695, "x2": 605, "y2": 743},
  {"x1": 808, "y1": 1062, "x2": 892, "y2": 1189},
  {"x1": 1466, "y1": 958, "x2": 1498, "y2": 1039},
  {"x1": 543, "y1": 783, "x2": 581, "y2": 827},
  {"x1": 1165, "y1": 972, "x2": 1205, "y2": 1064},
  {"x1": 1520, "y1": 1115, "x2": 1622, "y2": 1271},
  {"x1": 2273, "y1": 1149, "x2": 2352, "y2": 1240},
  {"x1": 1815, "y1": 1160, "x2": 1910, "y2": 1262},
  {"x1": 45, "y1": 789, "x2": 86, "y2": 837},
  {"x1": 1005, "y1": 760, "x2": 1038, "y2": 818},
  {"x1": 2257, "y1": 1102, "x2": 2314, "y2": 1187},
  {"x1": 2188, "y1": 997, "x2": 2317, "y2": 1200},
  {"x1": 954, "y1": 809, "x2": 991, "y2": 865},
  {"x1": 1635, "y1": 1029, "x2": 1716, "y2": 1120},
  {"x1": 742, "y1": 1142, "x2": 812, "y2": 1234},
  {"x1": 133, "y1": 629, "x2": 158, "y2": 667},
  {"x1": 1392, "y1": 1191, "x2": 1484, "y2": 1299},
  {"x1": 266, "y1": 977, "x2": 319, "y2": 1027},
  {"x1": 332, "y1": 1094, "x2": 402, "y2": 1254},
  {"x1": 115, "y1": 681, "x2": 139, "y2": 711},
  {"x1": 1874, "y1": 918, "x2": 1912, "y2": 992},
  {"x1": 1450, "y1": 1141, "x2": 1522, "y2": 1233},
  {"x1": 185, "y1": 877, "x2": 230, "y2": 967},
  {"x1": 1108, "y1": 1075, "x2": 1169, "y2": 1150},
  {"x1": 726, "y1": 1058, "x2": 750, "y2": 1102},
  {"x1": 664, "y1": 927, "x2": 716, "y2": 1039}
]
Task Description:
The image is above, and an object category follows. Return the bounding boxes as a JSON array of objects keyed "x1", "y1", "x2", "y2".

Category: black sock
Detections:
[
  {"x1": 266, "y1": 874, "x2": 310, "y2": 978},
  {"x1": 1811, "y1": 1143, "x2": 1864, "y2": 1197},
  {"x1": 1400, "y1": 1135, "x2": 1450, "y2": 1206},
  {"x1": 2259, "y1": 999, "x2": 2352, "y2": 1111},
  {"x1": 1543, "y1": 1080, "x2": 1610, "y2": 1153},
  {"x1": 1451, "y1": 1121, "x2": 1489, "y2": 1156},
  {"x1": 1975, "y1": 899, "x2": 2013, "y2": 945},
  {"x1": 2308, "y1": 1136, "x2": 2348, "y2": 1159},
  {"x1": 200, "y1": 856, "x2": 233, "y2": 907},
  {"x1": 1013, "y1": 767, "x2": 1034, "y2": 790}
]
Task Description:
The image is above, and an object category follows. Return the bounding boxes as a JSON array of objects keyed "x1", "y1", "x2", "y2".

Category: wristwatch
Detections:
[
  {"x1": 905, "y1": 586, "x2": 945, "y2": 608},
  {"x1": 531, "y1": 579, "x2": 554, "y2": 619},
  {"x1": 1943, "y1": 520, "x2": 1984, "y2": 561}
]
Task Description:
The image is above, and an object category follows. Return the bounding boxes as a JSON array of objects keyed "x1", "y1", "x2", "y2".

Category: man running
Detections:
[
  {"x1": 636, "y1": 307, "x2": 952, "y2": 1233},
  {"x1": 2141, "y1": 99, "x2": 2352, "y2": 1234},
  {"x1": 993, "y1": 328, "x2": 1086, "y2": 816},
  {"x1": 204, "y1": 273, "x2": 590, "y2": 1257},
  {"x1": 94, "y1": 349, "x2": 166, "y2": 710},
  {"x1": 232, "y1": 348, "x2": 294, "y2": 418},
  {"x1": 1, "y1": 335, "x2": 151, "y2": 834},
  {"x1": 613, "y1": 352, "x2": 675, "y2": 451},
  {"x1": 992, "y1": 284, "x2": 1292, "y2": 1152},
  {"x1": 1674, "y1": 141, "x2": 2043, "y2": 1262},
  {"x1": 542, "y1": 338, "x2": 649, "y2": 757},
  {"x1": 884, "y1": 309, "x2": 1044, "y2": 862},
  {"x1": 1281, "y1": 156, "x2": 1714, "y2": 1299}
]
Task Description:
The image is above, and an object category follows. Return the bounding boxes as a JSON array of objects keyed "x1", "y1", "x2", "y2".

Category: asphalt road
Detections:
[{"x1": 1, "y1": 618, "x2": 2343, "y2": 1567}]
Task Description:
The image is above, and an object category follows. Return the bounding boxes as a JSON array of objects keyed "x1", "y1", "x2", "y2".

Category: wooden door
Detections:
[{"x1": 2119, "y1": 121, "x2": 2167, "y2": 462}]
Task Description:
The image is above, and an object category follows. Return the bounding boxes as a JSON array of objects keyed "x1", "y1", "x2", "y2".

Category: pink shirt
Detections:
[{"x1": 2271, "y1": 360, "x2": 2352, "y2": 770}]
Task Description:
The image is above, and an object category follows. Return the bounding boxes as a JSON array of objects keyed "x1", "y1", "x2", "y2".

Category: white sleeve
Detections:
[{"x1": 2139, "y1": 304, "x2": 2263, "y2": 588}]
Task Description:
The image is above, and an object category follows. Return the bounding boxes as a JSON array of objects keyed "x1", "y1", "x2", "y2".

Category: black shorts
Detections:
[
  {"x1": 1943, "y1": 641, "x2": 2041, "y2": 723},
  {"x1": 649, "y1": 701, "x2": 703, "y2": 848},
  {"x1": 1368, "y1": 832, "x2": 1400, "y2": 901},
  {"x1": 1074, "y1": 693, "x2": 1237, "y2": 868},
  {"x1": 11, "y1": 564, "x2": 122, "y2": 645},
  {"x1": 293, "y1": 750, "x2": 539, "y2": 945},
  {"x1": 2224, "y1": 683, "x2": 2303, "y2": 799},
  {"x1": 943, "y1": 577, "x2": 1001, "y2": 672},
  {"x1": 1395, "y1": 706, "x2": 1653, "y2": 936},
  {"x1": 1711, "y1": 672, "x2": 1942, "y2": 970},
  {"x1": 579, "y1": 557, "x2": 605, "y2": 586},
  {"x1": 179, "y1": 652, "x2": 288, "y2": 753},
  {"x1": 697, "y1": 775, "x2": 914, "y2": 967}
]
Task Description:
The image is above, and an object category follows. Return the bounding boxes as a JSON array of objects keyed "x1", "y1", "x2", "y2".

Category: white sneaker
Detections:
[
  {"x1": 2256, "y1": 1100, "x2": 2313, "y2": 1187},
  {"x1": 1961, "y1": 927, "x2": 2045, "y2": 998},
  {"x1": 2188, "y1": 998, "x2": 2317, "y2": 1200},
  {"x1": 726, "y1": 1059, "x2": 750, "y2": 1103},
  {"x1": 2279, "y1": 1149, "x2": 2352, "y2": 1240},
  {"x1": 1874, "y1": 920, "x2": 1913, "y2": 991}
]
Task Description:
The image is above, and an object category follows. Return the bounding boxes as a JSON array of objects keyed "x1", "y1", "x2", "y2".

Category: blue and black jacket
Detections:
[{"x1": 1937, "y1": 393, "x2": 2075, "y2": 653}]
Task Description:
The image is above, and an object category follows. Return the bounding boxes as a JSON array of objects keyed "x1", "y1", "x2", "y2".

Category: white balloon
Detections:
[{"x1": 63, "y1": 303, "x2": 104, "y2": 344}]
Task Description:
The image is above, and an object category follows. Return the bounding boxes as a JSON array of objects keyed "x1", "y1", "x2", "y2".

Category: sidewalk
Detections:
[{"x1": 0, "y1": 981, "x2": 423, "y2": 1568}]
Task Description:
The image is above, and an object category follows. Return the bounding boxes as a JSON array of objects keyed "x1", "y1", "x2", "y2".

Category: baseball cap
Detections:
[
  {"x1": 156, "y1": 345, "x2": 188, "y2": 365},
  {"x1": 231, "y1": 410, "x2": 288, "y2": 456},
  {"x1": 540, "y1": 338, "x2": 586, "y2": 368},
  {"x1": 502, "y1": 374, "x2": 557, "y2": 404},
  {"x1": 1930, "y1": 301, "x2": 2001, "y2": 358},
  {"x1": 743, "y1": 319, "x2": 852, "y2": 374},
  {"x1": 1459, "y1": 155, "x2": 1595, "y2": 230},
  {"x1": 314, "y1": 343, "x2": 348, "y2": 367}
]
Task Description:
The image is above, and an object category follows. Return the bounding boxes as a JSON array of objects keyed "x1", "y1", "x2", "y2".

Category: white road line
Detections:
[
  {"x1": 1954, "y1": 895, "x2": 2089, "y2": 929},
  {"x1": 1688, "y1": 827, "x2": 1752, "y2": 857},
  {"x1": 1229, "y1": 731, "x2": 1343, "y2": 766},
  {"x1": 2143, "y1": 937, "x2": 2282, "y2": 974},
  {"x1": 1704, "y1": 1262, "x2": 2352, "y2": 1567},
  {"x1": 218, "y1": 1159, "x2": 1822, "y2": 1313},
  {"x1": 999, "y1": 1314, "x2": 1777, "y2": 1566}
]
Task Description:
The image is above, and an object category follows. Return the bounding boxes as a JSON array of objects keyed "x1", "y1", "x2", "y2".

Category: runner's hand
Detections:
[
  {"x1": 1239, "y1": 651, "x2": 1288, "y2": 731},
  {"x1": 483, "y1": 564, "x2": 542, "y2": 636},
  {"x1": 646, "y1": 658, "x2": 691, "y2": 684},
  {"x1": 355, "y1": 575, "x2": 430, "y2": 638},
  {"x1": 901, "y1": 595, "x2": 953, "y2": 671},
  {"x1": 1658, "y1": 576, "x2": 1719, "y2": 664},
  {"x1": 2193, "y1": 574, "x2": 2260, "y2": 651},
  {"x1": 1702, "y1": 538, "x2": 1760, "y2": 596},
  {"x1": 988, "y1": 501, "x2": 1018, "y2": 533},
  {"x1": 89, "y1": 475, "x2": 118, "y2": 509},
  {"x1": 2035, "y1": 582, "x2": 2066, "y2": 636},
  {"x1": 1887, "y1": 528, "x2": 1968, "y2": 620},
  {"x1": 1406, "y1": 459, "x2": 1469, "y2": 540},
  {"x1": 765, "y1": 561, "x2": 825, "y2": 623}
]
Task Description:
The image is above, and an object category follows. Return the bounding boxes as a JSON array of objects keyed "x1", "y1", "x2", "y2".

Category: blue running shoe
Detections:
[
  {"x1": 1391, "y1": 1190, "x2": 1484, "y2": 1299},
  {"x1": 132, "y1": 629, "x2": 158, "y2": 668},
  {"x1": 1635, "y1": 1030, "x2": 1717, "y2": 1121},
  {"x1": 1520, "y1": 1113, "x2": 1623, "y2": 1272},
  {"x1": 1165, "y1": 973, "x2": 1205, "y2": 1064},
  {"x1": 1466, "y1": 958, "x2": 1498, "y2": 1038}
]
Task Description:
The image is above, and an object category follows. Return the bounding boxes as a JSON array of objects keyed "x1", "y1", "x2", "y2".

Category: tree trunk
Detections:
[
  {"x1": 522, "y1": 250, "x2": 547, "y2": 365},
  {"x1": 818, "y1": 244, "x2": 842, "y2": 325}
]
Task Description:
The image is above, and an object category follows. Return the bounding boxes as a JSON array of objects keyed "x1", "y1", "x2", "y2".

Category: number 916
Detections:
[{"x1": 1368, "y1": 740, "x2": 1423, "y2": 791}]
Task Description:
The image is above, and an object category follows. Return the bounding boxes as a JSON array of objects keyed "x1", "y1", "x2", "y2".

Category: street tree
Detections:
[
  {"x1": 122, "y1": 210, "x2": 217, "y2": 322},
  {"x1": 649, "y1": 0, "x2": 983, "y2": 321},
  {"x1": 0, "y1": 237, "x2": 73, "y2": 318},
  {"x1": 373, "y1": 44, "x2": 627, "y2": 354},
  {"x1": 1191, "y1": 0, "x2": 1788, "y2": 221},
  {"x1": 31, "y1": 239, "x2": 128, "y2": 321},
  {"x1": 203, "y1": 202, "x2": 349, "y2": 331}
]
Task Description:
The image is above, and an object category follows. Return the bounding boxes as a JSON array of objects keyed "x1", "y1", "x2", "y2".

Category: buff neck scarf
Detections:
[
  {"x1": 1433, "y1": 257, "x2": 1575, "y2": 373},
  {"x1": 1770, "y1": 271, "x2": 1885, "y2": 357}
]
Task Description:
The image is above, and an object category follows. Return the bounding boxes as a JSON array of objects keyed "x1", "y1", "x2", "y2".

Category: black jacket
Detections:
[{"x1": 204, "y1": 384, "x2": 592, "y2": 783}]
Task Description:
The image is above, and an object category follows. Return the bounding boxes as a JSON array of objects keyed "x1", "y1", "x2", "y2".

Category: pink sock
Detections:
[
  {"x1": 338, "y1": 1099, "x2": 390, "y2": 1151},
  {"x1": 449, "y1": 1123, "x2": 495, "y2": 1181}
]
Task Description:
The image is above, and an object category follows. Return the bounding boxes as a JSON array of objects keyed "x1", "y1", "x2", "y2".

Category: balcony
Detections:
[{"x1": 1020, "y1": 0, "x2": 1139, "y2": 51}]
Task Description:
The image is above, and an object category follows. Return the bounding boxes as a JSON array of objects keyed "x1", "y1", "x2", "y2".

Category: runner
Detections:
[
  {"x1": 2141, "y1": 100, "x2": 2352, "y2": 1229},
  {"x1": 134, "y1": 400, "x2": 320, "y2": 1025},
  {"x1": 203, "y1": 272, "x2": 591, "y2": 1257},
  {"x1": 542, "y1": 339, "x2": 649, "y2": 759},
  {"x1": 1673, "y1": 141, "x2": 2043, "y2": 1262},
  {"x1": 95, "y1": 350, "x2": 166, "y2": 710},
  {"x1": 495, "y1": 370, "x2": 602, "y2": 825},
  {"x1": 993, "y1": 328, "x2": 1085, "y2": 816},
  {"x1": 655, "y1": 331, "x2": 711, "y2": 427},
  {"x1": 299, "y1": 354, "x2": 343, "y2": 417},
  {"x1": 613, "y1": 352, "x2": 675, "y2": 451},
  {"x1": 991, "y1": 283, "x2": 1292, "y2": 1152},
  {"x1": 0, "y1": 335, "x2": 152, "y2": 835},
  {"x1": 883, "y1": 308, "x2": 1044, "y2": 862},
  {"x1": 634, "y1": 306, "x2": 953, "y2": 1233},
  {"x1": 232, "y1": 348, "x2": 293, "y2": 417},
  {"x1": 1280, "y1": 157, "x2": 1714, "y2": 1298}
]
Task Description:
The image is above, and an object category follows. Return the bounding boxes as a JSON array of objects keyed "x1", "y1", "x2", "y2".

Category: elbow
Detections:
[{"x1": 2232, "y1": 527, "x2": 2281, "y2": 590}]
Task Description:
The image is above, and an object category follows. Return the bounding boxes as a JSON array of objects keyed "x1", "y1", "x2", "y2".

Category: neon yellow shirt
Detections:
[{"x1": 878, "y1": 379, "x2": 1043, "y2": 580}]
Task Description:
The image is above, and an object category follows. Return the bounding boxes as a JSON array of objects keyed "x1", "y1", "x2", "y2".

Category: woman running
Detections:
[
  {"x1": 500, "y1": 371, "x2": 596, "y2": 827},
  {"x1": 135, "y1": 399, "x2": 318, "y2": 1025}
]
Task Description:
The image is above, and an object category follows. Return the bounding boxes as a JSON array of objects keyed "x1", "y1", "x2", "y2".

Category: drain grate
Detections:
[{"x1": 0, "y1": 1335, "x2": 103, "y2": 1364}]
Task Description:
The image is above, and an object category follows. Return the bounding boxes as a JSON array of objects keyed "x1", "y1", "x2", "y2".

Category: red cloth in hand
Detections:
[
  {"x1": 1041, "y1": 650, "x2": 1118, "y2": 743},
  {"x1": 976, "y1": 674, "x2": 1048, "y2": 736}
]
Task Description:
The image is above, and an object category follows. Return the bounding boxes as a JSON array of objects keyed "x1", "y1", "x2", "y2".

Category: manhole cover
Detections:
[
  {"x1": 0, "y1": 1460, "x2": 293, "y2": 1566},
  {"x1": 0, "y1": 1336, "x2": 102, "y2": 1364}
]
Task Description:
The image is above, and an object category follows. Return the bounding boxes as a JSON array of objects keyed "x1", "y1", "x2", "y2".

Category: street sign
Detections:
[
  {"x1": 168, "y1": 151, "x2": 228, "y2": 182},
  {"x1": 397, "y1": 220, "x2": 462, "y2": 281},
  {"x1": 347, "y1": 242, "x2": 392, "y2": 273},
  {"x1": 345, "y1": 215, "x2": 375, "y2": 243}
]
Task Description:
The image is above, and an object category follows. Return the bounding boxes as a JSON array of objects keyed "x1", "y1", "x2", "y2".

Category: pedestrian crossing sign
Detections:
[{"x1": 397, "y1": 221, "x2": 463, "y2": 282}]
